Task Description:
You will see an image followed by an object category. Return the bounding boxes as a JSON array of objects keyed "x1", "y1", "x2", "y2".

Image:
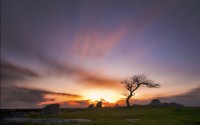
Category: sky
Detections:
[{"x1": 1, "y1": 0, "x2": 200, "y2": 109}]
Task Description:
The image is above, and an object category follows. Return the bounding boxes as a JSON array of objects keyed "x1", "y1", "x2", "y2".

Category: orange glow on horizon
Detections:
[
  {"x1": 38, "y1": 93, "x2": 83, "y2": 105},
  {"x1": 84, "y1": 89, "x2": 123, "y2": 104},
  {"x1": 37, "y1": 88, "x2": 172, "y2": 107}
]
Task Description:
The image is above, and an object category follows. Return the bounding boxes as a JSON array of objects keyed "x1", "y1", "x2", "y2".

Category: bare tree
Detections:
[{"x1": 121, "y1": 74, "x2": 160, "y2": 108}]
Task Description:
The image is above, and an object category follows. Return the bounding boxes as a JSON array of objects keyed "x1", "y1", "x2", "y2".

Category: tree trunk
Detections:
[{"x1": 126, "y1": 95, "x2": 132, "y2": 108}]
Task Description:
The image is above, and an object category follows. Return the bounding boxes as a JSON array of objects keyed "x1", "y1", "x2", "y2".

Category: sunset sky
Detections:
[{"x1": 1, "y1": 0, "x2": 200, "y2": 109}]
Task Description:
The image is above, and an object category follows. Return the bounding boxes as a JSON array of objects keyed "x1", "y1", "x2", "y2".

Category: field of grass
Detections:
[{"x1": 26, "y1": 107, "x2": 200, "y2": 125}]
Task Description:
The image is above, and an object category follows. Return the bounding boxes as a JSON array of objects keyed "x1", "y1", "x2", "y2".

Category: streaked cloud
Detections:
[
  {"x1": 39, "y1": 57, "x2": 120, "y2": 88},
  {"x1": 61, "y1": 100, "x2": 90, "y2": 108},
  {"x1": 159, "y1": 86, "x2": 200, "y2": 107},
  {"x1": 1, "y1": 59, "x2": 39, "y2": 84},
  {"x1": 1, "y1": 86, "x2": 83, "y2": 109},
  {"x1": 72, "y1": 25, "x2": 128, "y2": 59},
  {"x1": 38, "y1": 93, "x2": 83, "y2": 105}
]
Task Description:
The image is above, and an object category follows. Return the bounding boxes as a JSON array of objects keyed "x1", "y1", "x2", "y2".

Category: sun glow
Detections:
[{"x1": 84, "y1": 89, "x2": 122, "y2": 103}]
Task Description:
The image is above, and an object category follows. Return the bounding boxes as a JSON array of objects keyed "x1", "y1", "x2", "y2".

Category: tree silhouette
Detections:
[{"x1": 121, "y1": 74, "x2": 160, "y2": 108}]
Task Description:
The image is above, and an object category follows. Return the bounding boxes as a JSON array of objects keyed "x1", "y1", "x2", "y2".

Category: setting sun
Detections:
[{"x1": 84, "y1": 89, "x2": 122, "y2": 103}]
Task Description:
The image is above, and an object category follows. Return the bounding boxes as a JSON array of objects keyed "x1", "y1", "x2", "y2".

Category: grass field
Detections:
[{"x1": 25, "y1": 106, "x2": 200, "y2": 125}]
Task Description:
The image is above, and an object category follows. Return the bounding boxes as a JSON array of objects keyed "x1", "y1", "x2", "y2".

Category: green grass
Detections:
[{"x1": 26, "y1": 107, "x2": 200, "y2": 125}]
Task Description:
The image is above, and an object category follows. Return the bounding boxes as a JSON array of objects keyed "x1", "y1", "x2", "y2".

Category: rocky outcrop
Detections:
[
  {"x1": 168, "y1": 102, "x2": 184, "y2": 107},
  {"x1": 95, "y1": 101, "x2": 102, "y2": 108},
  {"x1": 149, "y1": 99, "x2": 162, "y2": 106},
  {"x1": 88, "y1": 104, "x2": 94, "y2": 109},
  {"x1": 114, "y1": 104, "x2": 119, "y2": 108},
  {"x1": 148, "y1": 99, "x2": 184, "y2": 108},
  {"x1": 41, "y1": 104, "x2": 60, "y2": 115}
]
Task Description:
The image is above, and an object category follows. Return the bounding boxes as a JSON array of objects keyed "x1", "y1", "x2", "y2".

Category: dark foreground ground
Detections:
[{"x1": 1, "y1": 107, "x2": 200, "y2": 125}]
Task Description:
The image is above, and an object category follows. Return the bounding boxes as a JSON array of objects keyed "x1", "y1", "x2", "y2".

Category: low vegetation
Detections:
[{"x1": 25, "y1": 106, "x2": 200, "y2": 125}]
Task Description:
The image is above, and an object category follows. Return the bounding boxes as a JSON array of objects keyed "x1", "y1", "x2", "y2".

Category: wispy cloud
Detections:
[
  {"x1": 1, "y1": 86, "x2": 83, "y2": 109},
  {"x1": 61, "y1": 100, "x2": 90, "y2": 108},
  {"x1": 78, "y1": 72, "x2": 119, "y2": 88},
  {"x1": 38, "y1": 93, "x2": 83, "y2": 105},
  {"x1": 1, "y1": 59, "x2": 39, "y2": 84},
  {"x1": 39, "y1": 57, "x2": 120, "y2": 88},
  {"x1": 159, "y1": 86, "x2": 200, "y2": 107},
  {"x1": 72, "y1": 24, "x2": 128, "y2": 60}
]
